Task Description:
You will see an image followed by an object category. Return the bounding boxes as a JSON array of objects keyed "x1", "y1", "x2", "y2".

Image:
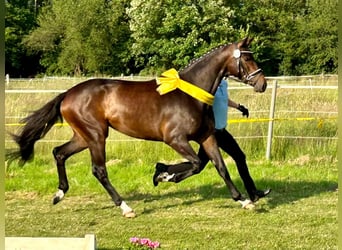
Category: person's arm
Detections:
[
  {"x1": 228, "y1": 98, "x2": 249, "y2": 117},
  {"x1": 228, "y1": 98, "x2": 239, "y2": 109}
]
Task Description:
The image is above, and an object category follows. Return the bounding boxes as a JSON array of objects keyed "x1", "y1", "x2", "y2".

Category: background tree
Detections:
[
  {"x1": 234, "y1": 0, "x2": 338, "y2": 75},
  {"x1": 5, "y1": 0, "x2": 41, "y2": 77},
  {"x1": 127, "y1": 0, "x2": 236, "y2": 75},
  {"x1": 286, "y1": 0, "x2": 338, "y2": 74},
  {"x1": 6, "y1": 0, "x2": 338, "y2": 77},
  {"x1": 24, "y1": 0, "x2": 131, "y2": 76},
  {"x1": 232, "y1": 0, "x2": 308, "y2": 75}
]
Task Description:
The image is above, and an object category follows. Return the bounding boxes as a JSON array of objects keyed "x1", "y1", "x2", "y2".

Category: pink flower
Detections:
[
  {"x1": 140, "y1": 238, "x2": 151, "y2": 246},
  {"x1": 149, "y1": 241, "x2": 160, "y2": 249},
  {"x1": 130, "y1": 237, "x2": 140, "y2": 244},
  {"x1": 129, "y1": 237, "x2": 160, "y2": 249}
]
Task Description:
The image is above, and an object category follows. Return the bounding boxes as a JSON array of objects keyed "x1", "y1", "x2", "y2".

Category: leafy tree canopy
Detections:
[{"x1": 5, "y1": 0, "x2": 338, "y2": 77}]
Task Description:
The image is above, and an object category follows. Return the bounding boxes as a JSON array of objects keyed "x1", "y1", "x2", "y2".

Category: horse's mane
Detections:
[{"x1": 180, "y1": 43, "x2": 231, "y2": 72}]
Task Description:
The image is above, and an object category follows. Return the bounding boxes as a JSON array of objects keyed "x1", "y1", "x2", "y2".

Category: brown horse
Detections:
[{"x1": 11, "y1": 37, "x2": 268, "y2": 217}]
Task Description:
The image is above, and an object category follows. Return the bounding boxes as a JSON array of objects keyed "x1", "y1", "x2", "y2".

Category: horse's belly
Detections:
[
  {"x1": 118, "y1": 126, "x2": 162, "y2": 141},
  {"x1": 108, "y1": 115, "x2": 164, "y2": 142}
]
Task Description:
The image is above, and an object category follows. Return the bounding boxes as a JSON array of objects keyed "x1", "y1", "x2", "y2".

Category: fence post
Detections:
[
  {"x1": 266, "y1": 80, "x2": 277, "y2": 160},
  {"x1": 6, "y1": 74, "x2": 9, "y2": 86}
]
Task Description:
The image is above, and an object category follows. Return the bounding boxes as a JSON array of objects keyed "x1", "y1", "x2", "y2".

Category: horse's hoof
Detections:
[
  {"x1": 123, "y1": 211, "x2": 136, "y2": 218},
  {"x1": 158, "y1": 172, "x2": 175, "y2": 182},
  {"x1": 153, "y1": 163, "x2": 168, "y2": 186},
  {"x1": 52, "y1": 189, "x2": 65, "y2": 205},
  {"x1": 244, "y1": 202, "x2": 255, "y2": 210},
  {"x1": 52, "y1": 196, "x2": 60, "y2": 205},
  {"x1": 153, "y1": 173, "x2": 170, "y2": 186},
  {"x1": 238, "y1": 199, "x2": 255, "y2": 210}
]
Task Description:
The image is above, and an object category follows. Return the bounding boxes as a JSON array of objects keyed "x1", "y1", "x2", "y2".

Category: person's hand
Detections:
[{"x1": 238, "y1": 104, "x2": 249, "y2": 117}]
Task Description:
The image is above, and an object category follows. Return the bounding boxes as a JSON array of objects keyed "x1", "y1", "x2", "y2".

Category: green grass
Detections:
[
  {"x1": 5, "y1": 156, "x2": 338, "y2": 249},
  {"x1": 5, "y1": 76, "x2": 338, "y2": 249}
]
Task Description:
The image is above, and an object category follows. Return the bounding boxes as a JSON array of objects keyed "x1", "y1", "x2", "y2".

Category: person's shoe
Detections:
[
  {"x1": 153, "y1": 163, "x2": 168, "y2": 186},
  {"x1": 251, "y1": 189, "x2": 272, "y2": 202}
]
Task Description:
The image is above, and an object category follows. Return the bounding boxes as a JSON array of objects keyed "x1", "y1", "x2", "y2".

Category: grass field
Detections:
[
  {"x1": 5, "y1": 157, "x2": 338, "y2": 249},
  {"x1": 5, "y1": 76, "x2": 338, "y2": 249}
]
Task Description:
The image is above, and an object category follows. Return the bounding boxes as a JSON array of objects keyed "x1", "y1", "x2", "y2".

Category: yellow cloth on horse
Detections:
[{"x1": 156, "y1": 68, "x2": 214, "y2": 106}]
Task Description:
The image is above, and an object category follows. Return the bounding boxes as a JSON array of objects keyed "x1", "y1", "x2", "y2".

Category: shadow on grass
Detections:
[{"x1": 119, "y1": 179, "x2": 337, "y2": 214}]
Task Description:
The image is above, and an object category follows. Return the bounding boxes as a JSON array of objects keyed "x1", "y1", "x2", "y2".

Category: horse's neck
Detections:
[{"x1": 179, "y1": 46, "x2": 230, "y2": 95}]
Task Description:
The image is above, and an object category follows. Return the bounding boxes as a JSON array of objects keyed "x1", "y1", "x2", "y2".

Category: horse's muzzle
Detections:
[{"x1": 253, "y1": 78, "x2": 267, "y2": 92}]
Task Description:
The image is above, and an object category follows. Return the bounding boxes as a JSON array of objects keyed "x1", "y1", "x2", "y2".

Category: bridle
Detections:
[{"x1": 231, "y1": 48, "x2": 263, "y2": 85}]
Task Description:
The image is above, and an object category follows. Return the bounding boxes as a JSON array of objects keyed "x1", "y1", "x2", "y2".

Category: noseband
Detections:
[{"x1": 233, "y1": 48, "x2": 262, "y2": 84}]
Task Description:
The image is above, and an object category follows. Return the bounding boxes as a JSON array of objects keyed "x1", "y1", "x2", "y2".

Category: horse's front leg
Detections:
[
  {"x1": 89, "y1": 138, "x2": 136, "y2": 218},
  {"x1": 200, "y1": 135, "x2": 246, "y2": 203}
]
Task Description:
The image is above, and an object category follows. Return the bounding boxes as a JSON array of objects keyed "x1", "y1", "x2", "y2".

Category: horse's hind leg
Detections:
[
  {"x1": 88, "y1": 137, "x2": 135, "y2": 217},
  {"x1": 153, "y1": 145, "x2": 209, "y2": 186},
  {"x1": 52, "y1": 134, "x2": 87, "y2": 204},
  {"x1": 159, "y1": 135, "x2": 243, "y2": 201}
]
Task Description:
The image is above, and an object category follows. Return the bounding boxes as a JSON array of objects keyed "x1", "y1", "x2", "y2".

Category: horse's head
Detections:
[{"x1": 226, "y1": 37, "x2": 267, "y2": 92}]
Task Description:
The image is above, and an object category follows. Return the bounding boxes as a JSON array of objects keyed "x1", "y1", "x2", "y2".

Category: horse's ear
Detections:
[
  {"x1": 246, "y1": 37, "x2": 254, "y2": 46},
  {"x1": 238, "y1": 37, "x2": 254, "y2": 47}
]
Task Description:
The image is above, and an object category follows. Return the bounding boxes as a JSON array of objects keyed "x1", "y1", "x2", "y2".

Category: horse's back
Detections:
[
  {"x1": 62, "y1": 78, "x2": 158, "y2": 105},
  {"x1": 60, "y1": 78, "x2": 167, "y2": 140},
  {"x1": 66, "y1": 78, "x2": 157, "y2": 95}
]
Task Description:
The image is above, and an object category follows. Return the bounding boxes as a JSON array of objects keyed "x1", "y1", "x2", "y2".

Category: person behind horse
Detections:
[{"x1": 153, "y1": 77, "x2": 270, "y2": 202}]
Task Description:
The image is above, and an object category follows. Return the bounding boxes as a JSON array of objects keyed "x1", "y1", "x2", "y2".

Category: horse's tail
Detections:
[{"x1": 11, "y1": 92, "x2": 68, "y2": 163}]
